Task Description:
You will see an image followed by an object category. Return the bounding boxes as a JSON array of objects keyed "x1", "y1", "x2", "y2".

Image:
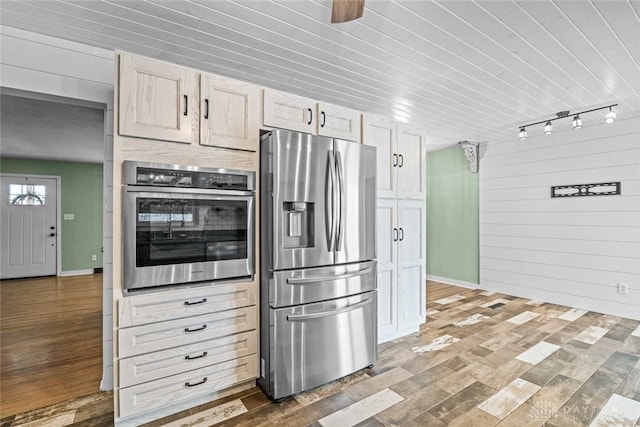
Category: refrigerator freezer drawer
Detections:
[
  {"x1": 270, "y1": 260, "x2": 377, "y2": 308},
  {"x1": 265, "y1": 291, "x2": 377, "y2": 399}
]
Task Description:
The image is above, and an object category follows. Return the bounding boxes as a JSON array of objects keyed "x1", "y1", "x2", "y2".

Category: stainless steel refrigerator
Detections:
[{"x1": 259, "y1": 129, "x2": 377, "y2": 400}]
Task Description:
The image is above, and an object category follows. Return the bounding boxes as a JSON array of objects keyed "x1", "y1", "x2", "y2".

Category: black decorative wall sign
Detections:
[{"x1": 551, "y1": 182, "x2": 621, "y2": 198}]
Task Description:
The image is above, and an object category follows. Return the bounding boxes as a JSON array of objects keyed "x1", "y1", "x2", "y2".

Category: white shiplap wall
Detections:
[
  {"x1": 1, "y1": 26, "x2": 116, "y2": 389},
  {"x1": 479, "y1": 115, "x2": 640, "y2": 320}
]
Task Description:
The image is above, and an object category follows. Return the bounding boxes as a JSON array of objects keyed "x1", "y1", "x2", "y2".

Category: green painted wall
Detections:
[
  {"x1": 426, "y1": 146, "x2": 479, "y2": 284},
  {"x1": 0, "y1": 158, "x2": 103, "y2": 272}
]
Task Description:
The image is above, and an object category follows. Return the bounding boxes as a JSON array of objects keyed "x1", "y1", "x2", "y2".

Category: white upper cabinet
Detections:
[
  {"x1": 200, "y1": 73, "x2": 260, "y2": 151},
  {"x1": 397, "y1": 124, "x2": 426, "y2": 199},
  {"x1": 317, "y1": 101, "x2": 361, "y2": 143},
  {"x1": 263, "y1": 89, "x2": 316, "y2": 134},
  {"x1": 363, "y1": 116, "x2": 426, "y2": 200},
  {"x1": 362, "y1": 115, "x2": 397, "y2": 198},
  {"x1": 119, "y1": 53, "x2": 199, "y2": 144},
  {"x1": 263, "y1": 89, "x2": 362, "y2": 142}
]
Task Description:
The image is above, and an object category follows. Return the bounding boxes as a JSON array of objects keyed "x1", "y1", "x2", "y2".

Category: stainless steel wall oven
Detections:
[{"x1": 122, "y1": 161, "x2": 255, "y2": 291}]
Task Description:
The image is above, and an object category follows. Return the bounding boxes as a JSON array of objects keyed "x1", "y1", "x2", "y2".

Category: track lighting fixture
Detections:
[
  {"x1": 572, "y1": 114, "x2": 582, "y2": 129},
  {"x1": 519, "y1": 127, "x2": 527, "y2": 140},
  {"x1": 605, "y1": 107, "x2": 616, "y2": 124},
  {"x1": 517, "y1": 103, "x2": 617, "y2": 140}
]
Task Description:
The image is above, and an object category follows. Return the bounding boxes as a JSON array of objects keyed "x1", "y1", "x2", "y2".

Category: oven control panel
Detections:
[{"x1": 123, "y1": 161, "x2": 253, "y2": 191}]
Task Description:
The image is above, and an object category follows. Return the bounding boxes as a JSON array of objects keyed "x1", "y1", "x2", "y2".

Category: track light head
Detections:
[
  {"x1": 572, "y1": 114, "x2": 582, "y2": 129},
  {"x1": 605, "y1": 107, "x2": 616, "y2": 124},
  {"x1": 544, "y1": 121, "x2": 552, "y2": 134},
  {"x1": 519, "y1": 127, "x2": 527, "y2": 140}
]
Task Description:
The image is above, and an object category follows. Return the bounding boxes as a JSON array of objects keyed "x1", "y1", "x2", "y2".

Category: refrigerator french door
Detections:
[{"x1": 259, "y1": 129, "x2": 377, "y2": 399}]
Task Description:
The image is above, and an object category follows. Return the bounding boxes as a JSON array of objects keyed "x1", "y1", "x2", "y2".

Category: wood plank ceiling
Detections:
[{"x1": 1, "y1": 0, "x2": 639, "y2": 150}]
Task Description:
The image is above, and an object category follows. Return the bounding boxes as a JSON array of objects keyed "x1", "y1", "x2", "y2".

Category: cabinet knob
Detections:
[
  {"x1": 393, "y1": 154, "x2": 398, "y2": 167},
  {"x1": 183, "y1": 95, "x2": 188, "y2": 116},
  {"x1": 307, "y1": 108, "x2": 313, "y2": 125},
  {"x1": 203, "y1": 99, "x2": 209, "y2": 119},
  {"x1": 398, "y1": 154, "x2": 404, "y2": 168},
  {"x1": 399, "y1": 227, "x2": 404, "y2": 241},
  {"x1": 321, "y1": 111, "x2": 326, "y2": 127},
  {"x1": 393, "y1": 228, "x2": 398, "y2": 242}
]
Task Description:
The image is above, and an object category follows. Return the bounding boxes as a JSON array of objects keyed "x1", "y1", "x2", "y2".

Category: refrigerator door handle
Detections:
[
  {"x1": 335, "y1": 151, "x2": 345, "y2": 251},
  {"x1": 326, "y1": 151, "x2": 336, "y2": 251},
  {"x1": 286, "y1": 267, "x2": 372, "y2": 284},
  {"x1": 286, "y1": 298, "x2": 373, "y2": 321}
]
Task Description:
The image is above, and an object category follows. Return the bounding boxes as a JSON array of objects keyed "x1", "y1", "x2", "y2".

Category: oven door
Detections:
[{"x1": 123, "y1": 187, "x2": 254, "y2": 290}]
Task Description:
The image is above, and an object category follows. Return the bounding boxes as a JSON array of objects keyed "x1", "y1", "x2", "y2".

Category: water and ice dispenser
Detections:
[{"x1": 282, "y1": 201, "x2": 314, "y2": 248}]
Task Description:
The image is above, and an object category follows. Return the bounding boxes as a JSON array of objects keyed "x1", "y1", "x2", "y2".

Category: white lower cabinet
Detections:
[
  {"x1": 376, "y1": 198, "x2": 426, "y2": 343},
  {"x1": 117, "y1": 283, "x2": 258, "y2": 420}
]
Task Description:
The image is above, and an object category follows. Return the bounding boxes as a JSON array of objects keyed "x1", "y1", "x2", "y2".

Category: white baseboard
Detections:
[
  {"x1": 60, "y1": 269, "x2": 95, "y2": 277},
  {"x1": 426, "y1": 275, "x2": 479, "y2": 289}
]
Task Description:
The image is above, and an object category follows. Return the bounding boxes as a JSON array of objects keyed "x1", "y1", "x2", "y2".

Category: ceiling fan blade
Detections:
[{"x1": 331, "y1": 0, "x2": 365, "y2": 23}]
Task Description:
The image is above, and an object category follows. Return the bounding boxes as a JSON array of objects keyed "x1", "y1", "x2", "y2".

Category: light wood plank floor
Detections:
[{"x1": 0, "y1": 274, "x2": 104, "y2": 418}]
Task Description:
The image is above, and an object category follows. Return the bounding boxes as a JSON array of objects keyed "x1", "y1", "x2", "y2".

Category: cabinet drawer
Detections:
[
  {"x1": 119, "y1": 306, "x2": 257, "y2": 358},
  {"x1": 119, "y1": 354, "x2": 257, "y2": 418},
  {"x1": 119, "y1": 330, "x2": 257, "y2": 387},
  {"x1": 119, "y1": 282, "x2": 256, "y2": 327}
]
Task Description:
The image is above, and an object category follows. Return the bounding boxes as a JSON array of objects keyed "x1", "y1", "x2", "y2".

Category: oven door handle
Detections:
[
  {"x1": 125, "y1": 186, "x2": 254, "y2": 197},
  {"x1": 286, "y1": 267, "x2": 371, "y2": 285},
  {"x1": 286, "y1": 297, "x2": 373, "y2": 322}
]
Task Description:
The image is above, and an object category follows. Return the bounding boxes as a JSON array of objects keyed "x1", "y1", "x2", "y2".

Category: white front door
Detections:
[{"x1": 1, "y1": 175, "x2": 58, "y2": 279}]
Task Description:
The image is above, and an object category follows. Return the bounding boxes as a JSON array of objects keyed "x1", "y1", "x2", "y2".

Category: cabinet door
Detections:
[
  {"x1": 376, "y1": 198, "x2": 398, "y2": 343},
  {"x1": 397, "y1": 199, "x2": 426, "y2": 331},
  {"x1": 200, "y1": 73, "x2": 260, "y2": 151},
  {"x1": 317, "y1": 102, "x2": 361, "y2": 142},
  {"x1": 362, "y1": 114, "x2": 397, "y2": 199},
  {"x1": 263, "y1": 89, "x2": 315, "y2": 134},
  {"x1": 119, "y1": 53, "x2": 199, "y2": 144},
  {"x1": 397, "y1": 124, "x2": 426, "y2": 199}
]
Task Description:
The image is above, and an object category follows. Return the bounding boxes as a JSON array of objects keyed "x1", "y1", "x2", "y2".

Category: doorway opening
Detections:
[{"x1": 0, "y1": 90, "x2": 106, "y2": 417}]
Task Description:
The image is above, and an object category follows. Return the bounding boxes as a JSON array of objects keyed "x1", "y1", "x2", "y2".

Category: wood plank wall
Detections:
[
  {"x1": 0, "y1": 26, "x2": 116, "y2": 388},
  {"x1": 479, "y1": 115, "x2": 640, "y2": 320}
]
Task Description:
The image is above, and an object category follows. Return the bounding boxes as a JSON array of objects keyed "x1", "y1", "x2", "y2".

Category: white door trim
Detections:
[{"x1": 1, "y1": 173, "x2": 62, "y2": 276}]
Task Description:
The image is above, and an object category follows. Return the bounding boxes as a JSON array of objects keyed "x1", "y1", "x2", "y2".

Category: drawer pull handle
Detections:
[
  {"x1": 185, "y1": 377, "x2": 208, "y2": 387},
  {"x1": 287, "y1": 267, "x2": 371, "y2": 285},
  {"x1": 185, "y1": 351, "x2": 208, "y2": 360},
  {"x1": 287, "y1": 297, "x2": 372, "y2": 322},
  {"x1": 184, "y1": 324, "x2": 207, "y2": 333},
  {"x1": 184, "y1": 298, "x2": 207, "y2": 306}
]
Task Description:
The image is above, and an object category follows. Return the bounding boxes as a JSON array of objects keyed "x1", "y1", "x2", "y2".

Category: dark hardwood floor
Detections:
[{"x1": 0, "y1": 274, "x2": 104, "y2": 418}]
